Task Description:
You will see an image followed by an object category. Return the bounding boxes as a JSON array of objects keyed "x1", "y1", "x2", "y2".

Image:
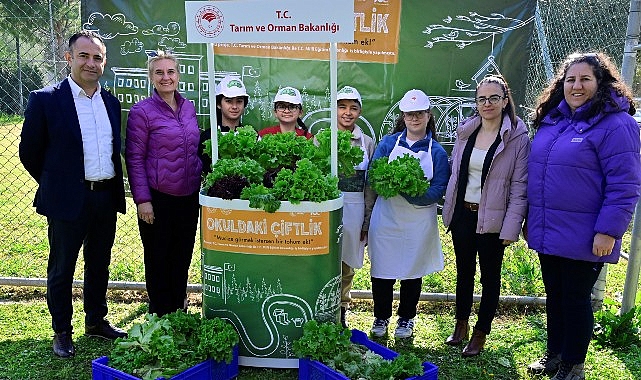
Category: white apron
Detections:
[
  {"x1": 341, "y1": 141, "x2": 369, "y2": 268},
  {"x1": 368, "y1": 135, "x2": 444, "y2": 279}
]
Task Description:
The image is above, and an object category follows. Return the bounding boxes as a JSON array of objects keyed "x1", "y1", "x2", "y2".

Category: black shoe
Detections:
[
  {"x1": 53, "y1": 331, "x2": 75, "y2": 358},
  {"x1": 340, "y1": 307, "x2": 348, "y2": 328},
  {"x1": 85, "y1": 320, "x2": 127, "y2": 340}
]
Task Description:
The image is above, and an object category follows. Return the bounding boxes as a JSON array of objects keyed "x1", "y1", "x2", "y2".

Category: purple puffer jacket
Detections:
[
  {"x1": 527, "y1": 92, "x2": 641, "y2": 263},
  {"x1": 126, "y1": 90, "x2": 202, "y2": 204}
]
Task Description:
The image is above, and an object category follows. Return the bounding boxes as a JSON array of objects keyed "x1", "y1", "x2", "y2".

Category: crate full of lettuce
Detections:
[
  {"x1": 294, "y1": 321, "x2": 438, "y2": 380},
  {"x1": 92, "y1": 311, "x2": 239, "y2": 380},
  {"x1": 201, "y1": 126, "x2": 364, "y2": 212}
]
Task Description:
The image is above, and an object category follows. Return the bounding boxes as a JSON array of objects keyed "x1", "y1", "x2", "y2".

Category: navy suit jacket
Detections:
[{"x1": 19, "y1": 78, "x2": 126, "y2": 221}]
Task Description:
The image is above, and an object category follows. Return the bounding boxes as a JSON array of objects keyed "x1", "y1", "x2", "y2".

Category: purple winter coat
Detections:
[
  {"x1": 126, "y1": 90, "x2": 202, "y2": 204},
  {"x1": 527, "y1": 92, "x2": 641, "y2": 263},
  {"x1": 442, "y1": 115, "x2": 530, "y2": 241}
]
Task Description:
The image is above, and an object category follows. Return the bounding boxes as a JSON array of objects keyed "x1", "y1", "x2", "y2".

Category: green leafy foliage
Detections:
[
  {"x1": 240, "y1": 184, "x2": 282, "y2": 213},
  {"x1": 292, "y1": 320, "x2": 352, "y2": 363},
  {"x1": 201, "y1": 130, "x2": 349, "y2": 211},
  {"x1": 203, "y1": 157, "x2": 265, "y2": 198},
  {"x1": 293, "y1": 321, "x2": 424, "y2": 380},
  {"x1": 109, "y1": 311, "x2": 239, "y2": 380},
  {"x1": 216, "y1": 125, "x2": 259, "y2": 159},
  {"x1": 272, "y1": 158, "x2": 340, "y2": 204},
  {"x1": 593, "y1": 298, "x2": 641, "y2": 349},
  {"x1": 306, "y1": 128, "x2": 365, "y2": 177},
  {"x1": 368, "y1": 154, "x2": 430, "y2": 198},
  {"x1": 202, "y1": 125, "x2": 259, "y2": 161},
  {"x1": 255, "y1": 132, "x2": 312, "y2": 170}
]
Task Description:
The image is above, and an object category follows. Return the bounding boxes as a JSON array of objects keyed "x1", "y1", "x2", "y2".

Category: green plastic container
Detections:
[{"x1": 200, "y1": 195, "x2": 343, "y2": 368}]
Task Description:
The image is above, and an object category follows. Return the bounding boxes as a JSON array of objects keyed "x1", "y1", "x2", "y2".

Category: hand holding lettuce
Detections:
[{"x1": 368, "y1": 154, "x2": 430, "y2": 198}]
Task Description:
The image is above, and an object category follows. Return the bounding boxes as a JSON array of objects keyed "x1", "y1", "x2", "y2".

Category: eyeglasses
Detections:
[
  {"x1": 275, "y1": 104, "x2": 300, "y2": 112},
  {"x1": 403, "y1": 111, "x2": 427, "y2": 120},
  {"x1": 475, "y1": 95, "x2": 504, "y2": 105}
]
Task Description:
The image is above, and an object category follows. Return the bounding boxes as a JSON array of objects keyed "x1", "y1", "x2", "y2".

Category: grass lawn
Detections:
[
  {"x1": 1, "y1": 115, "x2": 640, "y2": 379},
  {"x1": 0, "y1": 287, "x2": 640, "y2": 380}
]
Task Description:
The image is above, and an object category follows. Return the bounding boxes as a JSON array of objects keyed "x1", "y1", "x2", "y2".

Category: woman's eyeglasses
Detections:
[
  {"x1": 275, "y1": 104, "x2": 300, "y2": 112},
  {"x1": 475, "y1": 95, "x2": 505, "y2": 105},
  {"x1": 403, "y1": 111, "x2": 427, "y2": 120}
]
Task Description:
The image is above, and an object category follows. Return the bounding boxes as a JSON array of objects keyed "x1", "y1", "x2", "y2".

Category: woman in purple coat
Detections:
[
  {"x1": 526, "y1": 52, "x2": 641, "y2": 380},
  {"x1": 125, "y1": 52, "x2": 202, "y2": 317}
]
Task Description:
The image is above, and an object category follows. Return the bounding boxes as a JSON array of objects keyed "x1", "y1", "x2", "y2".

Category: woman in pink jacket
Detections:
[
  {"x1": 125, "y1": 51, "x2": 202, "y2": 317},
  {"x1": 441, "y1": 75, "x2": 530, "y2": 357}
]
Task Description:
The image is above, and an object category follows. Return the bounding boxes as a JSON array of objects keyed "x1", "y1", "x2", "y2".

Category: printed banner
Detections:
[
  {"x1": 82, "y1": 0, "x2": 537, "y2": 154},
  {"x1": 185, "y1": 0, "x2": 354, "y2": 43},
  {"x1": 213, "y1": 0, "x2": 401, "y2": 63},
  {"x1": 201, "y1": 207, "x2": 330, "y2": 255}
]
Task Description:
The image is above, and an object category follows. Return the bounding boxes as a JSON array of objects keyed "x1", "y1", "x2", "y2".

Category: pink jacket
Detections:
[
  {"x1": 126, "y1": 90, "x2": 202, "y2": 204},
  {"x1": 442, "y1": 115, "x2": 530, "y2": 241}
]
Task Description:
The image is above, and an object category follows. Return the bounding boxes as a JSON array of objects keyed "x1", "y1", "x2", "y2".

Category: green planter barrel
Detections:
[{"x1": 200, "y1": 195, "x2": 343, "y2": 368}]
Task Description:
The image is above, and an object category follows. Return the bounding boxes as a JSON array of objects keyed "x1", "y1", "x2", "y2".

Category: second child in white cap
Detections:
[
  {"x1": 335, "y1": 86, "x2": 377, "y2": 328},
  {"x1": 367, "y1": 89, "x2": 450, "y2": 339},
  {"x1": 258, "y1": 86, "x2": 313, "y2": 139}
]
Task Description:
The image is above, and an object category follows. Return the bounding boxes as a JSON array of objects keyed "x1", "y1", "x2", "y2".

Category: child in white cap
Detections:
[
  {"x1": 199, "y1": 75, "x2": 250, "y2": 174},
  {"x1": 216, "y1": 75, "x2": 249, "y2": 132},
  {"x1": 366, "y1": 89, "x2": 450, "y2": 339},
  {"x1": 335, "y1": 86, "x2": 377, "y2": 328},
  {"x1": 258, "y1": 86, "x2": 312, "y2": 139}
]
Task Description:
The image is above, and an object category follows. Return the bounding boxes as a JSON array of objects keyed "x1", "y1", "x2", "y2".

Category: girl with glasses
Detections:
[
  {"x1": 258, "y1": 86, "x2": 312, "y2": 139},
  {"x1": 367, "y1": 89, "x2": 450, "y2": 339},
  {"x1": 442, "y1": 74, "x2": 530, "y2": 357}
]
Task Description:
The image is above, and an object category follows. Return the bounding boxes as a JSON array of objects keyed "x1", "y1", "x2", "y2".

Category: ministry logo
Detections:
[{"x1": 195, "y1": 5, "x2": 224, "y2": 38}]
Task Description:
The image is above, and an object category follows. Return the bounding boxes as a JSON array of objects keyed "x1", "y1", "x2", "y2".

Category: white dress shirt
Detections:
[{"x1": 68, "y1": 76, "x2": 115, "y2": 181}]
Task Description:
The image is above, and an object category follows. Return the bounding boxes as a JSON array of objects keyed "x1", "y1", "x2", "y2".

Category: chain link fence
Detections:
[{"x1": 0, "y1": 0, "x2": 637, "y2": 289}]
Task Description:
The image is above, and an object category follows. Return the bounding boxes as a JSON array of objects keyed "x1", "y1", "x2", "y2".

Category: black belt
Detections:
[
  {"x1": 84, "y1": 179, "x2": 113, "y2": 191},
  {"x1": 463, "y1": 201, "x2": 479, "y2": 212}
]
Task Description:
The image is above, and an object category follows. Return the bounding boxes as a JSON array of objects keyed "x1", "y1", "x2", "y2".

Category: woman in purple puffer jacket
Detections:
[
  {"x1": 125, "y1": 51, "x2": 202, "y2": 317},
  {"x1": 526, "y1": 52, "x2": 641, "y2": 380}
]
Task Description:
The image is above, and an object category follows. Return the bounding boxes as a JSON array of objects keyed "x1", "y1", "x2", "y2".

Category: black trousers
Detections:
[
  {"x1": 371, "y1": 277, "x2": 422, "y2": 320},
  {"x1": 139, "y1": 189, "x2": 199, "y2": 317},
  {"x1": 539, "y1": 253, "x2": 603, "y2": 365},
  {"x1": 47, "y1": 188, "x2": 116, "y2": 333},
  {"x1": 450, "y1": 208, "x2": 505, "y2": 334}
]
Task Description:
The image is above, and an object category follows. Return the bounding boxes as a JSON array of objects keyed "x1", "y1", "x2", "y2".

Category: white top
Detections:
[
  {"x1": 68, "y1": 76, "x2": 115, "y2": 181},
  {"x1": 464, "y1": 147, "x2": 486, "y2": 204}
]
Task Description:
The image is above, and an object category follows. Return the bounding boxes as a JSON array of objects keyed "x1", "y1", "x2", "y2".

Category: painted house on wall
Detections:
[{"x1": 111, "y1": 52, "x2": 206, "y2": 115}]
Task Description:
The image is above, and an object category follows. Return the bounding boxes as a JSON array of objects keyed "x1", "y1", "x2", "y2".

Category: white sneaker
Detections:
[
  {"x1": 394, "y1": 318, "x2": 415, "y2": 338},
  {"x1": 370, "y1": 318, "x2": 390, "y2": 337}
]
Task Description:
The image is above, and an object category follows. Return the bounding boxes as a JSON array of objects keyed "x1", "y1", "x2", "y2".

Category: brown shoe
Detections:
[
  {"x1": 445, "y1": 319, "x2": 469, "y2": 346},
  {"x1": 462, "y1": 328, "x2": 486, "y2": 357}
]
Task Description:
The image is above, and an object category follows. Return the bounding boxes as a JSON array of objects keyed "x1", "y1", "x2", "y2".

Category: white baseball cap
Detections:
[
  {"x1": 216, "y1": 75, "x2": 248, "y2": 98},
  {"x1": 337, "y1": 86, "x2": 362, "y2": 107},
  {"x1": 273, "y1": 86, "x2": 302, "y2": 105},
  {"x1": 399, "y1": 89, "x2": 431, "y2": 112}
]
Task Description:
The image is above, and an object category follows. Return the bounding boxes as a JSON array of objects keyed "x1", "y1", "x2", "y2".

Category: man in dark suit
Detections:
[{"x1": 19, "y1": 30, "x2": 127, "y2": 358}]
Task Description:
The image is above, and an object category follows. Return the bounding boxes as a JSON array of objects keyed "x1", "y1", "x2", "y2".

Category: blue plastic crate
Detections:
[
  {"x1": 92, "y1": 345, "x2": 239, "y2": 380},
  {"x1": 298, "y1": 329, "x2": 438, "y2": 380}
]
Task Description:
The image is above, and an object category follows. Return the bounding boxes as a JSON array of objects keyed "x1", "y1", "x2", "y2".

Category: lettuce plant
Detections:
[{"x1": 202, "y1": 128, "x2": 362, "y2": 212}]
